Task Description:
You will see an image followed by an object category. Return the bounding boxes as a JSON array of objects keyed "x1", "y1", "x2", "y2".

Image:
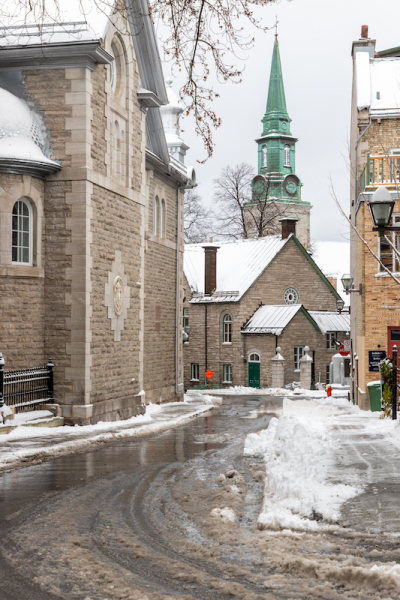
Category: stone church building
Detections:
[
  {"x1": 246, "y1": 36, "x2": 311, "y2": 248},
  {"x1": 183, "y1": 221, "x2": 350, "y2": 390},
  {"x1": 0, "y1": 1, "x2": 195, "y2": 423}
]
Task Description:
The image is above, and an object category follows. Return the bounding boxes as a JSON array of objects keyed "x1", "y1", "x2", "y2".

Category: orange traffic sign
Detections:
[{"x1": 205, "y1": 370, "x2": 214, "y2": 379}]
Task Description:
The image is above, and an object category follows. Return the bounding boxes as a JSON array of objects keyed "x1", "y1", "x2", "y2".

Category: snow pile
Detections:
[
  {"x1": 210, "y1": 507, "x2": 236, "y2": 523},
  {"x1": 244, "y1": 399, "x2": 362, "y2": 531}
]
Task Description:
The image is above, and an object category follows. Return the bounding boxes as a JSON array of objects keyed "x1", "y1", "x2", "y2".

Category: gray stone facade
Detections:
[{"x1": 0, "y1": 5, "x2": 193, "y2": 423}]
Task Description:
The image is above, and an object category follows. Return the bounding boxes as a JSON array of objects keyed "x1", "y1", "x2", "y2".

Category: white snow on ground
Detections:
[
  {"x1": 244, "y1": 396, "x2": 367, "y2": 531},
  {"x1": 0, "y1": 394, "x2": 220, "y2": 471},
  {"x1": 210, "y1": 507, "x2": 237, "y2": 522}
]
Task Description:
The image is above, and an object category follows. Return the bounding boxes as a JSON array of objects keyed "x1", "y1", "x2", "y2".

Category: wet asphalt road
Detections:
[{"x1": 2, "y1": 394, "x2": 400, "y2": 600}]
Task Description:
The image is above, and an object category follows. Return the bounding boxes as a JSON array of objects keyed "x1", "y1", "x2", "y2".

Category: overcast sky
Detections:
[{"x1": 161, "y1": 0, "x2": 400, "y2": 242}]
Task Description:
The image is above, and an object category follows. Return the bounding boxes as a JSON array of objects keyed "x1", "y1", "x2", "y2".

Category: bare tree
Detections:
[
  {"x1": 1, "y1": 0, "x2": 276, "y2": 160},
  {"x1": 184, "y1": 189, "x2": 213, "y2": 243},
  {"x1": 213, "y1": 163, "x2": 290, "y2": 240}
]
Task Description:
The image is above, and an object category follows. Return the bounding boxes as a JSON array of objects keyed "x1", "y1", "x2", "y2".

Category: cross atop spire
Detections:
[{"x1": 274, "y1": 15, "x2": 279, "y2": 38}]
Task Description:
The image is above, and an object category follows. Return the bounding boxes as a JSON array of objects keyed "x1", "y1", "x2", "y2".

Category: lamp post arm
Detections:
[{"x1": 329, "y1": 178, "x2": 400, "y2": 286}]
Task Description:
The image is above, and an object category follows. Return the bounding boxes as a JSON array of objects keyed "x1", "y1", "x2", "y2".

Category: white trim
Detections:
[{"x1": 11, "y1": 198, "x2": 33, "y2": 266}]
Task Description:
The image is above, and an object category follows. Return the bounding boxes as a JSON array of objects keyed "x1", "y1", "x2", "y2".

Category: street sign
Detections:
[
  {"x1": 338, "y1": 344, "x2": 350, "y2": 357},
  {"x1": 344, "y1": 340, "x2": 351, "y2": 352},
  {"x1": 205, "y1": 370, "x2": 214, "y2": 379},
  {"x1": 368, "y1": 350, "x2": 386, "y2": 372}
]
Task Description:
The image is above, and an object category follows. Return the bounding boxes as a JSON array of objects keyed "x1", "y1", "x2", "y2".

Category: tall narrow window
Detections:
[
  {"x1": 12, "y1": 199, "x2": 32, "y2": 265},
  {"x1": 113, "y1": 120, "x2": 120, "y2": 176},
  {"x1": 183, "y1": 307, "x2": 189, "y2": 330},
  {"x1": 294, "y1": 346, "x2": 304, "y2": 370},
  {"x1": 191, "y1": 363, "x2": 200, "y2": 381},
  {"x1": 326, "y1": 332, "x2": 337, "y2": 349},
  {"x1": 262, "y1": 145, "x2": 267, "y2": 167},
  {"x1": 379, "y1": 214, "x2": 400, "y2": 272},
  {"x1": 223, "y1": 314, "x2": 232, "y2": 343},
  {"x1": 284, "y1": 144, "x2": 290, "y2": 167},
  {"x1": 161, "y1": 199, "x2": 166, "y2": 238},
  {"x1": 223, "y1": 364, "x2": 232, "y2": 383},
  {"x1": 154, "y1": 196, "x2": 160, "y2": 236},
  {"x1": 120, "y1": 128, "x2": 125, "y2": 179}
]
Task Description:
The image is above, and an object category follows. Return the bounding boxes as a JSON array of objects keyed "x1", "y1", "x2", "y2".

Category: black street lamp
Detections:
[{"x1": 369, "y1": 186, "x2": 397, "y2": 231}]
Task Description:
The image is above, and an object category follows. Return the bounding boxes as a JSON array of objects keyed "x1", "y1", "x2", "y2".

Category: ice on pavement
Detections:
[{"x1": 244, "y1": 397, "x2": 365, "y2": 531}]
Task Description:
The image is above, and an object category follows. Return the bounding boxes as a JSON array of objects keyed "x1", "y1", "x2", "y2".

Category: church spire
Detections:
[{"x1": 266, "y1": 36, "x2": 288, "y2": 117}]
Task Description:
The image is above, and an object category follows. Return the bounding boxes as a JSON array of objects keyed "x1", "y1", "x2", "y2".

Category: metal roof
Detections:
[
  {"x1": 308, "y1": 311, "x2": 350, "y2": 334},
  {"x1": 241, "y1": 304, "x2": 302, "y2": 335}
]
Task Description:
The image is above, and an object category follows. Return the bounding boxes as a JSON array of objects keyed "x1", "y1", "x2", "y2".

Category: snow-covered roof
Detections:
[
  {"x1": 242, "y1": 304, "x2": 303, "y2": 335},
  {"x1": 355, "y1": 50, "x2": 400, "y2": 116},
  {"x1": 185, "y1": 236, "x2": 288, "y2": 303},
  {"x1": 308, "y1": 311, "x2": 350, "y2": 334}
]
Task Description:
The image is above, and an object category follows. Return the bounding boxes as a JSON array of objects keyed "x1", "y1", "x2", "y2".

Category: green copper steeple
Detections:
[
  {"x1": 251, "y1": 35, "x2": 308, "y2": 205},
  {"x1": 263, "y1": 37, "x2": 290, "y2": 135}
]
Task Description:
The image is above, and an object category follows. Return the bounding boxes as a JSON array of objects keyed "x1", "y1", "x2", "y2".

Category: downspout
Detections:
[
  {"x1": 354, "y1": 117, "x2": 372, "y2": 213},
  {"x1": 205, "y1": 303, "x2": 208, "y2": 375}
]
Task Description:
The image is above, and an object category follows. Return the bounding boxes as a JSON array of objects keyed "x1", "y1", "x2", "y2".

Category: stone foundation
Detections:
[{"x1": 61, "y1": 396, "x2": 146, "y2": 426}]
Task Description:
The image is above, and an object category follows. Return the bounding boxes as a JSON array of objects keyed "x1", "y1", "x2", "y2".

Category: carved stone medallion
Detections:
[{"x1": 113, "y1": 276, "x2": 124, "y2": 316}]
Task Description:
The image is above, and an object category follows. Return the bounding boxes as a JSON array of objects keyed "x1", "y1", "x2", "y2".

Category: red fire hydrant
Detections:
[{"x1": 326, "y1": 385, "x2": 332, "y2": 397}]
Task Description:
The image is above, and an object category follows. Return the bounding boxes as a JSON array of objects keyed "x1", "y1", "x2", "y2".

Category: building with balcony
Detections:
[{"x1": 350, "y1": 26, "x2": 400, "y2": 407}]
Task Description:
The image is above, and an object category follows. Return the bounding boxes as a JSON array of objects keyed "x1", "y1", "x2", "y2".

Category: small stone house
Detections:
[
  {"x1": 0, "y1": 1, "x2": 195, "y2": 423},
  {"x1": 183, "y1": 221, "x2": 350, "y2": 389}
]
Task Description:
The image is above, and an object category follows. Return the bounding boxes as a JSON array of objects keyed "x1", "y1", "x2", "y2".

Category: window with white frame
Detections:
[
  {"x1": 294, "y1": 346, "x2": 304, "y2": 370},
  {"x1": 326, "y1": 364, "x2": 330, "y2": 384},
  {"x1": 379, "y1": 214, "x2": 400, "y2": 272},
  {"x1": 223, "y1": 364, "x2": 232, "y2": 383},
  {"x1": 183, "y1": 307, "x2": 189, "y2": 330},
  {"x1": 191, "y1": 363, "x2": 199, "y2": 381},
  {"x1": 249, "y1": 353, "x2": 260, "y2": 362},
  {"x1": 326, "y1": 332, "x2": 337, "y2": 349},
  {"x1": 223, "y1": 314, "x2": 232, "y2": 343},
  {"x1": 284, "y1": 144, "x2": 290, "y2": 167},
  {"x1": 262, "y1": 144, "x2": 267, "y2": 167},
  {"x1": 12, "y1": 199, "x2": 32, "y2": 265}
]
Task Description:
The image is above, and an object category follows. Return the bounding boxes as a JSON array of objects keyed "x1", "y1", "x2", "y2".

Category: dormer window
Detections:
[
  {"x1": 284, "y1": 144, "x2": 290, "y2": 167},
  {"x1": 262, "y1": 145, "x2": 267, "y2": 167}
]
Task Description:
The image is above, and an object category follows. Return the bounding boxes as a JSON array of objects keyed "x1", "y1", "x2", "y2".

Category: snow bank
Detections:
[{"x1": 244, "y1": 398, "x2": 362, "y2": 531}]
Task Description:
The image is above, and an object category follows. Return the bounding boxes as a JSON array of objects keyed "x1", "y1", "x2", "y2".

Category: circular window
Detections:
[{"x1": 284, "y1": 287, "x2": 299, "y2": 305}]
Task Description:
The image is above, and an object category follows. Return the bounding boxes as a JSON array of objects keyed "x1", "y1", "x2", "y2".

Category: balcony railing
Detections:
[{"x1": 360, "y1": 154, "x2": 400, "y2": 192}]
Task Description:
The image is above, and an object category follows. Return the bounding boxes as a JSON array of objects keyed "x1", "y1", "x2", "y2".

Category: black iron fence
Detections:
[{"x1": 0, "y1": 354, "x2": 54, "y2": 412}]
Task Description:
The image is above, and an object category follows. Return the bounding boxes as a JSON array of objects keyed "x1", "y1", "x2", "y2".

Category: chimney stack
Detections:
[
  {"x1": 203, "y1": 245, "x2": 219, "y2": 295},
  {"x1": 361, "y1": 25, "x2": 368, "y2": 39},
  {"x1": 279, "y1": 217, "x2": 298, "y2": 240}
]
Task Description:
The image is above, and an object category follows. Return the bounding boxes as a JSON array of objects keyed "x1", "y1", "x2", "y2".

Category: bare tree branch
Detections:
[{"x1": 184, "y1": 188, "x2": 213, "y2": 243}]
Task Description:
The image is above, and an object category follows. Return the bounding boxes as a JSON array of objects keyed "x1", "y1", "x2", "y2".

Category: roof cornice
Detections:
[
  {"x1": 0, "y1": 40, "x2": 112, "y2": 71},
  {"x1": 0, "y1": 157, "x2": 62, "y2": 179}
]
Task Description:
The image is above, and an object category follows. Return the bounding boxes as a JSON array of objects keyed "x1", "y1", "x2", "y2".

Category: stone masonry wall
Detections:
[
  {"x1": 90, "y1": 184, "x2": 142, "y2": 416},
  {"x1": 91, "y1": 65, "x2": 107, "y2": 176}
]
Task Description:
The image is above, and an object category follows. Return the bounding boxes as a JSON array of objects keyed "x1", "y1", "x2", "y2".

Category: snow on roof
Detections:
[
  {"x1": 308, "y1": 311, "x2": 350, "y2": 334},
  {"x1": 185, "y1": 236, "x2": 288, "y2": 303},
  {"x1": 0, "y1": 0, "x2": 114, "y2": 46},
  {"x1": 355, "y1": 51, "x2": 400, "y2": 115},
  {"x1": 242, "y1": 304, "x2": 302, "y2": 335}
]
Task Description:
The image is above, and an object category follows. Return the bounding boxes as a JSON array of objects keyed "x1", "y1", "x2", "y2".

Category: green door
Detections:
[{"x1": 248, "y1": 361, "x2": 260, "y2": 388}]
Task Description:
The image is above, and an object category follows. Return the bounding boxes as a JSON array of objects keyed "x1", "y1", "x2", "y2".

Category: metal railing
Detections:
[{"x1": 0, "y1": 354, "x2": 54, "y2": 412}]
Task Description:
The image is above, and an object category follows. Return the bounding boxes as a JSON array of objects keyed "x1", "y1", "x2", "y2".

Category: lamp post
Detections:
[
  {"x1": 368, "y1": 186, "x2": 396, "y2": 231},
  {"x1": 341, "y1": 273, "x2": 362, "y2": 296},
  {"x1": 336, "y1": 298, "x2": 345, "y2": 313}
]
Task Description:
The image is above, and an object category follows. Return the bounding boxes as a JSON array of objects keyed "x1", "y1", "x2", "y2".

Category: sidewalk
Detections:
[
  {"x1": 244, "y1": 387, "x2": 400, "y2": 534},
  {"x1": 0, "y1": 394, "x2": 219, "y2": 472}
]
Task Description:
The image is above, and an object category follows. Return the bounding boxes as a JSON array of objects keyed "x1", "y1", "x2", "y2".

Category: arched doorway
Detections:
[{"x1": 248, "y1": 353, "x2": 260, "y2": 388}]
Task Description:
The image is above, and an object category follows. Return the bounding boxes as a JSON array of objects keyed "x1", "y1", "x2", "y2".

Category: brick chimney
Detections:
[
  {"x1": 361, "y1": 25, "x2": 368, "y2": 39},
  {"x1": 203, "y1": 245, "x2": 219, "y2": 295},
  {"x1": 279, "y1": 217, "x2": 298, "y2": 240}
]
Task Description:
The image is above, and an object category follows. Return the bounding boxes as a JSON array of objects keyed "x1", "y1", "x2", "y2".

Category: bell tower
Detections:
[{"x1": 249, "y1": 35, "x2": 311, "y2": 247}]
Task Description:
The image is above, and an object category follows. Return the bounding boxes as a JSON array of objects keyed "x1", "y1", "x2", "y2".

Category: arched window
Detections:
[
  {"x1": 161, "y1": 199, "x2": 166, "y2": 238},
  {"x1": 248, "y1": 353, "x2": 260, "y2": 362},
  {"x1": 154, "y1": 196, "x2": 160, "y2": 236},
  {"x1": 113, "y1": 120, "x2": 121, "y2": 176},
  {"x1": 120, "y1": 128, "x2": 125, "y2": 179},
  {"x1": 284, "y1": 144, "x2": 290, "y2": 167},
  {"x1": 109, "y1": 36, "x2": 126, "y2": 101},
  {"x1": 12, "y1": 198, "x2": 32, "y2": 265},
  {"x1": 262, "y1": 145, "x2": 267, "y2": 167},
  {"x1": 223, "y1": 314, "x2": 232, "y2": 344}
]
